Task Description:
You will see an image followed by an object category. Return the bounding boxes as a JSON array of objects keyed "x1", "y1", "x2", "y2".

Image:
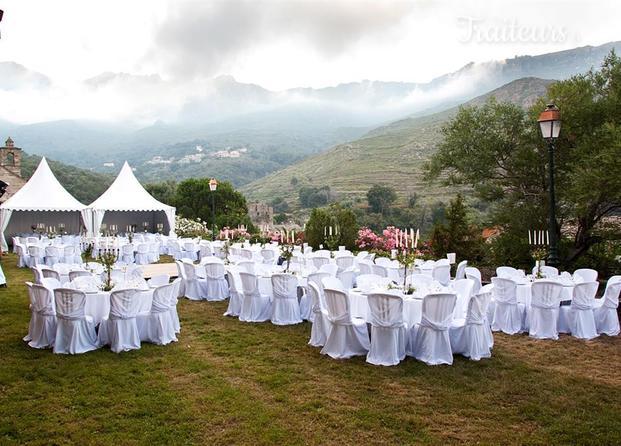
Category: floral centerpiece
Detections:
[
  {"x1": 82, "y1": 243, "x2": 94, "y2": 267},
  {"x1": 98, "y1": 251, "x2": 117, "y2": 291},
  {"x1": 532, "y1": 247, "x2": 548, "y2": 279},
  {"x1": 396, "y1": 248, "x2": 418, "y2": 295},
  {"x1": 221, "y1": 240, "x2": 231, "y2": 265},
  {"x1": 280, "y1": 243, "x2": 295, "y2": 273}
]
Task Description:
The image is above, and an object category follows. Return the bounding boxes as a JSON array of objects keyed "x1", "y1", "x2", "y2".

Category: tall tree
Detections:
[
  {"x1": 367, "y1": 185, "x2": 397, "y2": 215},
  {"x1": 427, "y1": 51, "x2": 621, "y2": 265}
]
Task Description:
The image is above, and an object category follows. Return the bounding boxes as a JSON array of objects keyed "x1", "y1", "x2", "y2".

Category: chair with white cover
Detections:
[
  {"x1": 168, "y1": 279, "x2": 182, "y2": 333},
  {"x1": 558, "y1": 281, "x2": 599, "y2": 340},
  {"x1": 148, "y1": 242, "x2": 160, "y2": 263},
  {"x1": 319, "y1": 263, "x2": 338, "y2": 277},
  {"x1": 465, "y1": 267, "x2": 482, "y2": 294},
  {"x1": 41, "y1": 277, "x2": 62, "y2": 291},
  {"x1": 407, "y1": 293, "x2": 457, "y2": 365},
  {"x1": 527, "y1": 280, "x2": 563, "y2": 340},
  {"x1": 135, "y1": 243, "x2": 150, "y2": 265},
  {"x1": 53, "y1": 288, "x2": 98, "y2": 354},
  {"x1": 168, "y1": 240, "x2": 182, "y2": 260},
  {"x1": 24, "y1": 282, "x2": 57, "y2": 349},
  {"x1": 491, "y1": 277, "x2": 524, "y2": 335},
  {"x1": 373, "y1": 263, "x2": 391, "y2": 278},
  {"x1": 148, "y1": 274, "x2": 170, "y2": 288},
  {"x1": 181, "y1": 262, "x2": 208, "y2": 300},
  {"x1": 15, "y1": 244, "x2": 27, "y2": 268},
  {"x1": 452, "y1": 278, "x2": 475, "y2": 320},
  {"x1": 27, "y1": 236, "x2": 39, "y2": 244},
  {"x1": 320, "y1": 287, "x2": 370, "y2": 359},
  {"x1": 261, "y1": 249, "x2": 276, "y2": 264},
  {"x1": 409, "y1": 274, "x2": 434, "y2": 290},
  {"x1": 98, "y1": 288, "x2": 142, "y2": 353},
  {"x1": 593, "y1": 276, "x2": 620, "y2": 336},
  {"x1": 44, "y1": 246, "x2": 62, "y2": 266},
  {"x1": 432, "y1": 264, "x2": 451, "y2": 286},
  {"x1": 41, "y1": 267, "x2": 61, "y2": 282},
  {"x1": 141, "y1": 283, "x2": 177, "y2": 345},
  {"x1": 573, "y1": 268, "x2": 598, "y2": 283},
  {"x1": 27, "y1": 245, "x2": 44, "y2": 268},
  {"x1": 238, "y1": 272, "x2": 272, "y2": 322},
  {"x1": 270, "y1": 273, "x2": 302, "y2": 325},
  {"x1": 120, "y1": 244, "x2": 135, "y2": 264},
  {"x1": 203, "y1": 262, "x2": 229, "y2": 301},
  {"x1": 337, "y1": 270, "x2": 356, "y2": 290},
  {"x1": 496, "y1": 266, "x2": 518, "y2": 279},
  {"x1": 182, "y1": 241, "x2": 199, "y2": 261},
  {"x1": 366, "y1": 292, "x2": 406, "y2": 366},
  {"x1": 358, "y1": 261, "x2": 373, "y2": 275},
  {"x1": 312, "y1": 256, "x2": 330, "y2": 269},
  {"x1": 454, "y1": 260, "x2": 468, "y2": 280},
  {"x1": 531, "y1": 265, "x2": 559, "y2": 278},
  {"x1": 62, "y1": 245, "x2": 81, "y2": 264},
  {"x1": 450, "y1": 290, "x2": 492, "y2": 361},
  {"x1": 301, "y1": 272, "x2": 331, "y2": 321},
  {"x1": 224, "y1": 269, "x2": 243, "y2": 317},
  {"x1": 237, "y1": 261, "x2": 256, "y2": 274},
  {"x1": 335, "y1": 256, "x2": 354, "y2": 272},
  {"x1": 69, "y1": 270, "x2": 91, "y2": 282},
  {"x1": 308, "y1": 282, "x2": 332, "y2": 347}
]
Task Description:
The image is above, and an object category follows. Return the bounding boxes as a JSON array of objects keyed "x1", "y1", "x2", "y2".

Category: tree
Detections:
[
  {"x1": 426, "y1": 51, "x2": 621, "y2": 266},
  {"x1": 175, "y1": 178, "x2": 252, "y2": 231},
  {"x1": 304, "y1": 204, "x2": 358, "y2": 250},
  {"x1": 298, "y1": 186, "x2": 331, "y2": 208},
  {"x1": 367, "y1": 185, "x2": 397, "y2": 215},
  {"x1": 145, "y1": 180, "x2": 177, "y2": 206}
]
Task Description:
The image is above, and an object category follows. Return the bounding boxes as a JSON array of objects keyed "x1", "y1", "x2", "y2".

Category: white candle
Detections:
[
  {"x1": 528, "y1": 230, "x2": 532, "y2": 245},
  {"x1": 329, "y1": 226, "x2": 332, "y2": 236},
  {"x1": 546, "y1": 230, "x2": 549, "y2": 245}
]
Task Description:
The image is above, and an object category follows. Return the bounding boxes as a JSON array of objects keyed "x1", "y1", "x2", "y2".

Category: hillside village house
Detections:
[{"x1": 0, "y1": 137, "x2": 26, "y2": 203}]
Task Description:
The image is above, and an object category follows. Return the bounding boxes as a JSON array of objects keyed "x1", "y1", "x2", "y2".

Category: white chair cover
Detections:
[
  {"x1": 527, "y1": 280, "x2": 563, "y2": 340},
  {"x1": 148, "y1": 274, "x2": 170, "y2": 288},
  {"x1": 141, "y1": 283, "x2": 177, "y2": 345},
  {"x1": 63, "y1": 245, "x2": 81, "y2": 264},
  {"x1": 270, "y1": 273, "x2": 302, "y2": 325},
  {"x1": 41, "y1": 267, "x2": 61, "y2": 282},
  {"x1": 237, "y1": 261, "x2": 256, "y2": 274},
  {"x1": 307, "y1": 282, "x2": 332, "y2": 347},
  {"x1": 358, "y1": 261, "x2": 373, "y2": 275},
  {"x1": 455, "y1": 260, "x2": 468, "y2": 280},
  {"x1": 45, "y1": 246, "x2": 62, "y2": 266},
  {"x1": 432, "y1": 264, "x2": 451, "y2": 286},
  {"x1": 261, "y1": 249, "x2": 276, "y2": 264},
  {"x1": 320, "y1": 287, "x2": 369, "y2": 359},
  {"x1": 491, "y1": 277, "x2": 525, "y2": 335},
  {"x1": 182, "y1": 242, "x2": 199, "y2": 261},
  {"x1": 53, "y1": 288, "x2": 98, "y2": 354},
  {"x1": 531, "y1": 265, "x2": 559, "y2": 278},
  {"x1": 409, "y1": 274, "x2": 434, "y2": 290},
  {"x1": 239, "y1": 272, "x2": 271, "y2": 322},
  {"x1": 465, "y1": 267, "x2": 482, "y2": 294},
  {"x1": 496, "y1": 266, "x2": 518, "y2": 279},
  {"x1": 24, "y1": 282, "x2": 57, "y2": 349},
  {"x1": 69, "y1": 270, "x2": 91, "y2": 282},
  {"x1": 120, "y1": 244, "x2": 135, "y2": 264},
  {"x1": 452, "y1": 278, "x2": 474, "y2": 320},
  {"x1": 181, "y1": 262, "x2": 208, "y2": 300},
  {"x1": 559, "y1": 281, "x2": 599, "y2": 340},
  {"x1": 366, "y1": 292, "x2": 406, "y2": 366},
  {"x1": 407, "y1": 293, "x2": 456, "y2": 365},
  {"x1": 337, "y1": 270, "x2": 356, "y2": 290},
  {"x1": 301, "y1": 272, "x2": 331, "y2": 321},
  {"x1": 224, "y1": 269, "x2": 243, "y2": 317},
  {"x1": 371, "y1": 264, "x2": 388, "y2": 278},
  {"x1": 97, "y1": 288, "x2": 142, "y2": 353},
  {"x1": 573, "y1": 268, "x2": 598, "y2": 283},
  {"x1": 319, "y1": 263, "x2": 339, "y2": 277},
  {"x1": 311, "y1": 257, "x2": 330, "y2": 269},
  {"x1": 135, "y1": 243, "x2": 150, "y2": 265},
  {"x1": 335, "y1": 256, "x2": 354, "y2": 272},
  {"x1": 27, "y1": 245, "x2": 44, "y2": 268},
  {"x1": 593, "y1": 276, "x2": 620, "y2": 336},
  {"x1": 450, "y1": 290, "x2": 492, "y2": 361},
  {"x1": 203, "y1": 263, "x2": 229, "y2": 301},
  {"x1": 169, "y1": 278, "x2": 182, "y2": 333}
]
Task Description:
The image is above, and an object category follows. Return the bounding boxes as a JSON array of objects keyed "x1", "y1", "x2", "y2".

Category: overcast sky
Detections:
[{"x1": 1, "y1": 0, "x2": 620, "y2": 122}]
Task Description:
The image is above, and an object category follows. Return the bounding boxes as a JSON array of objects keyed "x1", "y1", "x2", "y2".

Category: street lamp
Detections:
[
  {"x1": 209, "y1": 178, "x2": 218, "y2": 241},
  {"x1": 537, "y1": 103, "x2": 561, "y2": 267}
]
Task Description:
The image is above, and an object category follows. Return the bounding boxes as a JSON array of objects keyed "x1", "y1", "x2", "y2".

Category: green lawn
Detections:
[{"x1": 1, "y1": 253, "x2": 620, "y2": 445}]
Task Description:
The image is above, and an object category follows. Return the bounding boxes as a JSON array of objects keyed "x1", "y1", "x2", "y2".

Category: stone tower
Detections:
[{"x1": 0, "y1": 137, "x2": 26, "y2": 203}]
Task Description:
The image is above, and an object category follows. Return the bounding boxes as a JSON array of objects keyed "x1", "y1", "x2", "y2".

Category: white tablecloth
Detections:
[
  {"x1": 514, "y1": 280, "x2": 574, "y2": 306},
  {"x1": 348, "y1": 290, "x2": 423, "y2": 328},
  {"x1": 85, "y1": 289, "x2": 154, "y2": 325}
]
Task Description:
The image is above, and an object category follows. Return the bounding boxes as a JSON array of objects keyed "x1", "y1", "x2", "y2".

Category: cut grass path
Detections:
[{"x1": 0, "y1": 254, "x2": 620, "y2": 445}]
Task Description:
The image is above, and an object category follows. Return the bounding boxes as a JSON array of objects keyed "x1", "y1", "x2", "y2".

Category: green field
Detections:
[{"x1": 1, "y1": 253, "x2": 620, "y2": 445}]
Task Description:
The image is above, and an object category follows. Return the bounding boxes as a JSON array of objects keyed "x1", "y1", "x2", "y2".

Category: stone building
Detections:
[
  {"x1": 0, "y1": 137, "x2": 26, "y2": 204},
  {"x1": 248, "y1": 201, "x2": 273, "y2": 226}
]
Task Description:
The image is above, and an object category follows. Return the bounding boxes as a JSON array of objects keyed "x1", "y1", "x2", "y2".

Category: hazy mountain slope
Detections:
[{"x1": 241, "y1": 77, "x2": 553, "y2": 207}]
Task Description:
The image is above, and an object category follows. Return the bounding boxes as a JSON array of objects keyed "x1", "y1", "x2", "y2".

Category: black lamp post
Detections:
[
  {"x1": 209, "y1": 178, "x2": 218, "y2": 241},
  {"x1": 537, "y1": 104, "x2": 561, "y2": 267}
]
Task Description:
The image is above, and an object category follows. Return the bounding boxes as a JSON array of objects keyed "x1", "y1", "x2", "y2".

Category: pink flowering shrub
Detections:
[{"x1": 356, "y1": 226, "x2": 417, "y2": 252}]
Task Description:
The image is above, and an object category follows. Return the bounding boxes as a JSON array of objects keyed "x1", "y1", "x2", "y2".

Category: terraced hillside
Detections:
[{"x1": 242, "y1": 77, "x2": 553, "y2": 209}]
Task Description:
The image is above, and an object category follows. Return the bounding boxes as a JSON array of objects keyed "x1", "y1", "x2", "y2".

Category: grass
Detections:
[{"x1": 1, "y1": 252, "x2": 620, "y2": 445}]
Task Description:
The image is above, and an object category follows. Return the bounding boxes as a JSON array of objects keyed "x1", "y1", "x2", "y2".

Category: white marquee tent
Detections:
[
  {"x1": 0, "y1": 157, "x2": 87, "y2": 250},
  {"x1": 85, "y1": 161, "x2": 175, "y2": 237}
]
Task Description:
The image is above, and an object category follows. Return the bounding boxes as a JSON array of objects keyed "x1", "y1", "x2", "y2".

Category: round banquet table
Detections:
[
  {"x1": 348, "y1": 289, "x2": 423, "y2": 329},
  {"x1": 84, "y1": 289, "x2": 154, "y2": 325}
]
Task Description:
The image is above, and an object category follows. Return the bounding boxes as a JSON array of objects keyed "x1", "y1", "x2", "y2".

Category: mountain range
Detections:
[{"x1": 3, "y1": 40, "x2": 620, "y2": 205}]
